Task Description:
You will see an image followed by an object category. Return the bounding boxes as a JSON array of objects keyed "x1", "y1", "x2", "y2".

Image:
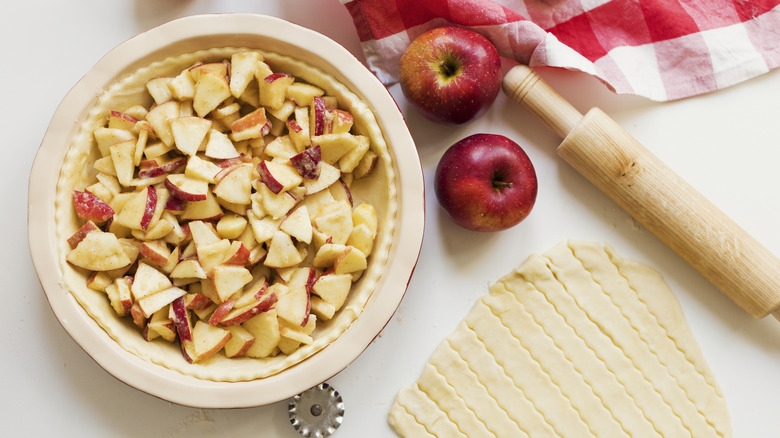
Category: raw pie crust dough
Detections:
[
  {"x1": 389, "y1": 240, "x2": 731, "y2": 437},
  {"x1": 54, "y1": 47, "x2": 396, "y2": 382}
]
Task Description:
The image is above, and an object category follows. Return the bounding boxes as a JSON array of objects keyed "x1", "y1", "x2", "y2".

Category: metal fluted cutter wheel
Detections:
[{"x1": 288, "y1": 383, "x2": 344, "y2": 437}]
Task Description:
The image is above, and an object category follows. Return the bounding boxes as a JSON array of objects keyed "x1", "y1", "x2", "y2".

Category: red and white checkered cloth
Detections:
[{"x1": 341, "y1": 0, "x2": 780, "y2": 101}]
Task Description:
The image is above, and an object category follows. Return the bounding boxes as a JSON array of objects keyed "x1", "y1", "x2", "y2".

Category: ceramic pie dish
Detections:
[{"x1": 28, "y1": 13, "x2": 424, "y2": 408}]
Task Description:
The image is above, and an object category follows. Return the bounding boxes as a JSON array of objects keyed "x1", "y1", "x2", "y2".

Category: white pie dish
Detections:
[{"x1": 28, "y1": 13, "x2": 424, "y2": 408}]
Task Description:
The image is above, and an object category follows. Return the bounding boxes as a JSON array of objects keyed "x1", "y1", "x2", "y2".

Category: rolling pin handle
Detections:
[{"x1": 502, "y1": 64, "x2": 583, "y2": 139}]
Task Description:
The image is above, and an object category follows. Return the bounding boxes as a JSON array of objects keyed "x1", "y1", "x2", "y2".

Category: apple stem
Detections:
[
  {"x1": 493, "y1": 180, "x2": 514, "y2": 189},
  {"x1": 439, "y1": 56, "x2": 461, "y2": 79}
]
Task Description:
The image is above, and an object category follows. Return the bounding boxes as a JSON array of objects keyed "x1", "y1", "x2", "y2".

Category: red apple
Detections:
[
  {"x1": 434, "y1": 134, "x2": 537, "y2": 231},
  {"x1": 399, "y1": 26, "x2": 502, "y2": 125}
]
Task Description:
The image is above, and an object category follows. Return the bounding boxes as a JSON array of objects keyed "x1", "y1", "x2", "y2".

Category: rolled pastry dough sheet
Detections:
[{"x1": 388, "y1": 240, "x2": 731, "y2": 437}]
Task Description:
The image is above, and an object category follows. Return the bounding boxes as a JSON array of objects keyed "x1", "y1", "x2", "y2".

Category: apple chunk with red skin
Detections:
[
  {"x1": 398, "y1": 26, "x2": 502, "y2": 125},
  {"x1": 290, "y1": 145, "x2": 321, "y2": 180},
  {"x1": 72, "y1": 190, "x2": 115, "y2": 222},
  {"x1": 434, "y1": 133, "x2": 537, "y2": 232},
  {"x1": 115, "y1": 186, "x2": 157, "y2": 230}
]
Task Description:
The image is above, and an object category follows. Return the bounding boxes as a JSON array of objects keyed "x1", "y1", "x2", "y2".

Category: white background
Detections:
[{"x1": 7, "y1": 0, "x2": 780, "y2": 436}]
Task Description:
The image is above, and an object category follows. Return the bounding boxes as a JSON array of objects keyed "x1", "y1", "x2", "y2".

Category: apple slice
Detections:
[
  {"x1": 86, "y1": 271, "x2": 113, "y2": 292},
  {"x1": 330, "y1": 109, "x2": 354, "y2": 134},
  {"x1": 67, "y1": 230, "x2": 131, "y2": 271},
  {"x1": 145, "y1": 100, "x2": 180, "y2": 146},
  {"x1": 204, "y1": 129, "x2": 240, "y2": 160},
  {"x1": 181, "y1": 191, "x2": 224, "y2": 221},
  {"x1": 170, "y1": 258, "x2": 208, "y2": 280},
  {"x1": 145, "y1": 77, "x2": 173, "y2": 104},
  {"x1": 310, "y1": 295, "x2": 336, "y2": 320},
  {"x1": 257, "y1": 160, "x2": 303, "y2": 194},
  {"x1": 247, "y1": 210, "x2": 281, "y2": 244},
  {"x1": 108, "y1": 277, "x2": 134, "y2": 316},
  {"x1": 207, "y1": 299, "x2": 235, "y2": 326},
  {"x1": 256, "y1": 183, "x2": 298, "y2": 220},
  {"x1": 191, "y1": 320, "x2": 232, "y2": 362},
  {"x1": 115, "y1": 186, "x2": 157, "y2": 230},
  {"x1": 278, "y1": 315, "x2": 316, "y2": 354},
  {"x1": 285, "y1": 82, "x2": 324, "y2": 107},
  {"x1": 347, "y1": 223, "x2": 375, "y2": 256},
  {"x1": 311, "y1": 132, "x2": 367, "y2": 165},
  {"x1": 213, "y1": 163, "x2": 253, "y2": 205},
  {"x1": 147, "y1": 307, "x2": 177, "y2": 342},
  {"x1": 232, "y1": 275, "x2": 269, "y2": 307},
  {"x1": 288, "y1": 106, "x2": 311, "y2": 151},
  {"x1": 302, "y1": 161, "x2": 341, "y2": 195},
  {"x1": 185, "y1": 292, "x2": 214, "y2": 311},
  {"x1": 170, "y1": 116, "x2": 211, "y2": 155},
  {"x1": 136, "y1": 157, "x2": 187, "y2": 179},
  {"x1": 219, "y1": 289, "x2": 278, "y2": 326},
  {"x1": 280, "y1": 205, "x2": 313, "y2": 244},
  {"x1": 193, "y1": 70, "x2": 231, "y2": 117},
  {"x1": 229, "y1": 107, "x2": 269, "y2": 141},
  {"x1": 313, "y1": 200, "x2": 353, "y2": 244},
  {"x1": 137, "y1": 286, "x2": 186, "y2": 318},
  {"x1": 266, "y1": 99, "x2": 296, "y2": 123},
  {"x1": 109, "y1": 140, "x2": 136, "y2": 186},
  {"x1": 139, "y1": 239, "x2": 172, "y2": 266},
  {"x1": 275, "y1": 279, "x2": 310, "y2": 327},
  {"x1": 338, "y1": 134, "x2": 370, "y2": 173},
  {"x1": 210, "y1": 264, "x2": 253, "y2": 302},
  {"x1": 169, "y1": 295, "x2": 193, "y2": 342},
  {"x1": 264, "y1": 135, "x2": 298, "y2": 159},
  {"x1": 229, "y1": 51, "x2": 263, "y2": 97},
  {"x1": 67, "y1": 220, "x2": 99, "y2": 249},
  {"x1": 258, "y1": 72, "x2": 294, "y2": 110},
  {"x1": 242, "y1": 309, "x2": 281, "y2": 358},
  {"x1": 223, "y1": 240, "x2": 250, "y2": 266},
  {"x1": 290, "y1": 145, "x2": 321, "y2": 180},
  {"x1": 165, "y1": 173, "x2": 209, "y2": 202},
  {"x1": 109, "y1": 110, "x2": 139, "y2": 129},
  {"x1": 72, "y1": 190, "x2": 114, "y2": 223},
  {"x1": 265, "y1": 230, "x2": 304, "y2": 269},
  {"x1": 131, "y1": 261, "x2": 172, "y2": 300},
  {"x1": 312, "y1": 273, "x2": 352, "y2": 310},
  {"x1": 85, "y1": 182, "x2": 113, "y2": 204},
  {"x1": 333, "y1": 245, "x2": 368, "y2": 275},
  {"x1": 185, "y1": 154, "x2": 222, "y2": 183},
  {"x1": 223, "y1": 325, "x2": 255, "y2": 358},
  {"x1": 187, "y1": 220, "x2": 219, "y2": 247},
  {"x1": 329, "y1": 179, "x2": 352, "y2": 207},
  {"x1": 189, "y1": 62, "x2": 228, "y2": 81},
  {"x1": 216, "y1": 214, "x2": 248, "y2": 239},
  {"x1": 93, "y1": 127, "x2": 137, "y2": 157},
  {"x1": 311, "y1": 243, "x2": 349, "y2": 269},
  {"x1": 309, "y1": 96, "x2": 327, "y2": 136},
  {"x1": 196, "y1": 238, "x2": 231, "y2": 273},
  {"x1": 168, "y1": 68, "x2": 196, "y2": 100}
]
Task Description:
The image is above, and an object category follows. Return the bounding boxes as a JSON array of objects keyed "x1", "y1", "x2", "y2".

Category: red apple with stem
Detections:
[
  {"x1": 399, "y1": 26, "x2": 502, "y2": 125},
  {"x1": 434, "y1": 134, "x2": 537, "y2": 231}
]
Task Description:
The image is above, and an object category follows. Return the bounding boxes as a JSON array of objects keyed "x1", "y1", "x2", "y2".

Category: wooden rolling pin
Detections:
[{"x1": 503, "y1": 64, "x2": 780, "y2": 320}]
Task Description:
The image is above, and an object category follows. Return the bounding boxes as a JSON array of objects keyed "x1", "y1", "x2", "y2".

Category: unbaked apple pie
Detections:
[{"x1": 54, "y1": 47, "x2": 396, "y2": 381}]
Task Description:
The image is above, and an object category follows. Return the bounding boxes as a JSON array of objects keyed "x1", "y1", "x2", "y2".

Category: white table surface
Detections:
[{"x1": 8, "y1": 0, "x2": 780, "y2": 436}]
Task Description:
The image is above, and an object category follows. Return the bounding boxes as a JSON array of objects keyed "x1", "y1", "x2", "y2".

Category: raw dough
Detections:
[{"x1": 388, "y1": 240, "x2": 731, "y2": 437}]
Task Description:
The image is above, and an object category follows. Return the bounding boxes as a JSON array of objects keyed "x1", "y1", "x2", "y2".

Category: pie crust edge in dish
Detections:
[{"x1": 53, "y1": 47, "x2": 397, "y2": 382}]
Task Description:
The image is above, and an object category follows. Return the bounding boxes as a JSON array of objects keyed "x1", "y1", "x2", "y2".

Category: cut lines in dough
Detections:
[{"x1": 388, "y1": 240, "x2": 731, "y2": 438}]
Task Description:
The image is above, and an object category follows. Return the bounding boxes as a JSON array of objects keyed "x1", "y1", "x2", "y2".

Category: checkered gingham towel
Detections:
[{"x1": 341, "y1": 0, "x2": 780, "y2": 101}]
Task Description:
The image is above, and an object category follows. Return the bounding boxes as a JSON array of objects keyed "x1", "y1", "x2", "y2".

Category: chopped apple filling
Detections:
[{"x1": 65, "y1": 50, "x2": 379, "y2": 364}]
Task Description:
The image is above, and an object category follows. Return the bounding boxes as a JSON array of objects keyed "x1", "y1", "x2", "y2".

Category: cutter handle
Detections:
[{"x1": 503, "y1": 64, "x2": 780, "y2": 318}]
